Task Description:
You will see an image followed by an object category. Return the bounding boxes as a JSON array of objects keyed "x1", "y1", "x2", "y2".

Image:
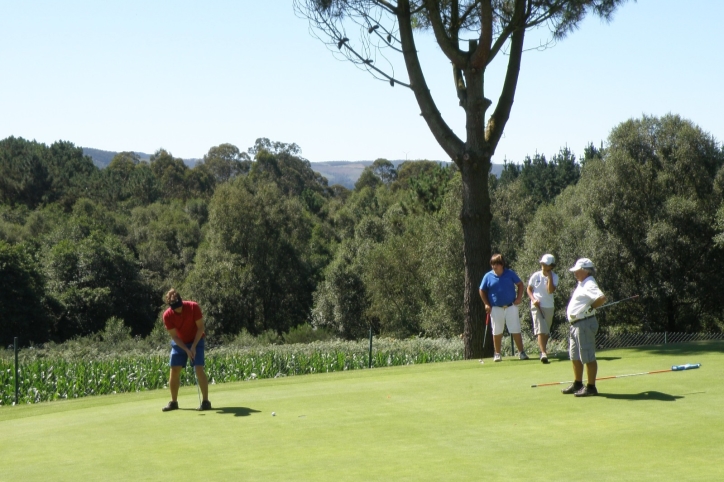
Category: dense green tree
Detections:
[
  {"x1": 128, "y1": 201, "x2": 203, "y2": 292},
  {"x1": 296, "y1": 0, "x2": 630, "y2": 358},
  {"x1": 516, "y1": 115, "x2": 724, "y2": 333},
  {"x1": 150, "y1": 149, "x2": 189, "y2": 196},
  {"x1": 489, "y1": 177, "x2": 533, "y2": 265},
  {"x1": 249, "y1": 147, "x2": 330, "y2": 198},
  {"x1": 393, "y1": 160, "x2": 441, "y2": 190},
  {"x1": 311, "y1": 240, "x2": 371, "y2": 339},
  {"x1": 0, "y1": 137, "x2": 50, "y2": 208},
  {"x1": 371, "y1": 158, "x2": 398, "y2": 185},
  {"x1": 43, "y1": 141, "x2": 97, "y2": 208},
  {"x1": 41, "y1": 201, "x2": 155, "y2": 339},
  {"x1": 185, "y1": 179, "x2": 316, "y2": 337},
  {"x1": 354, "y1": 168, "x2": 382, "y2": 191},
  {"x1": 201, "y1": 143, "x2": 251, "y2": 183},
  {"x1": 405, "y1": 162, "x2": 457, "y2": 213},
  {"x1": 0, "y1": 241, "x2": 53, "y2": 346}
]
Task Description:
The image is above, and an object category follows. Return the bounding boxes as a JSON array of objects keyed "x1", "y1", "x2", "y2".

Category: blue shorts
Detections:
[{"x1": 169, "y1": 338, "x2": 205, "y2": 367}]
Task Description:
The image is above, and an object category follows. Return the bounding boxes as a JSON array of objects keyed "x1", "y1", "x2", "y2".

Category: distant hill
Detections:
[
  {"x1": 82, "y1": 148, "x2": 199, "y2": 169},
  {"x1": 82, "y1": 148, "x2": 504, "y2": 189},
  {"x1": 311, "y1": 160, "x2": 506, "y2": 189}
]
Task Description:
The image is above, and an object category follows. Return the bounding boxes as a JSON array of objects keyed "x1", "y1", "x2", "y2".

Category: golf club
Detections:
[
  {"x1": 190, "y1": 354, "x2": 201, "y2": 407},
  {"x1": 480, "y1": 313, "x2": 490, "y2": 363},
  {"x1": 596, "y1": 294, "x2": 639, "y2": 311},
  {"x1": 530, "y1": 363, "x2": 701, "y2": 388}
]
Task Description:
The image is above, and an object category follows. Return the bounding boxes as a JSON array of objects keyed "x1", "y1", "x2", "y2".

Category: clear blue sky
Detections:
[{"x1": 1, "y1": 1, "x2": 722, "y2": 164}]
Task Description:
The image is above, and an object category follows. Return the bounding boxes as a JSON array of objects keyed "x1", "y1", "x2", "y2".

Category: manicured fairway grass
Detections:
[{"x1": 1, "y1": 341, "x2": 722, "y2": 481}]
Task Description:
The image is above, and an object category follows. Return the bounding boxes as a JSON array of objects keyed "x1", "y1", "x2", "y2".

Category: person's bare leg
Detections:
[
  {"x1": 195, "y1": 365, "x2": 209, "y2": 401},
  {"x1": 585, "y1": 360, "x2": 598, "y2": 386},
  {"x1": 512, "y1": 333, "x2": 525, "y2": 353},
  {"x1": 537, "y1": 334, "x2": 549, "y2": 354},
  {"x1": 169, "y1": 366, "x2": 182, "y2": 401},
  {"x1": 493, "y1": 334, "x2": 503, "y2": 355},
  {"x1": 572, "y1": 360, "x2": 584, "y2": 382}
]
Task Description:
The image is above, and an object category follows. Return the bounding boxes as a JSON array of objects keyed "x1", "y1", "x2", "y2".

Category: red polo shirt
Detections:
[{"x1": 163, "y1": 300, "x2": 204, "y2": 344}]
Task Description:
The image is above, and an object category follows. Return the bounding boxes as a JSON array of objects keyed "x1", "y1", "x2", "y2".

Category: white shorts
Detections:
[{"x1": 490, "y1": 305, "x2": 521, "y2": 336}]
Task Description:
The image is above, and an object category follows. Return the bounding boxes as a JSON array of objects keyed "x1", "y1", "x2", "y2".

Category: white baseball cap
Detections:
[
  {"x1": 539, "y1": 254, "x2": 555, "y2": 266},
  {"x1": 569, "y1": 258, "x2": 595, "y2": 271}
]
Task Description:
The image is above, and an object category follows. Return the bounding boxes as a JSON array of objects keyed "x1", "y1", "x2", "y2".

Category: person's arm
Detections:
[
  {"x1": 546, "y1": 272, "x2": 557, "y2": 294},
  {"x1": 479, "y1": 289, "x2": 491, "y2": 314},
  {"x1": 527, "y1": 282, "x2": 540, "y2": 308},
  {"x1": 514, "y1": 281, "x2": 524, "y2": 305},
  {"x1": 591, "y1": 295, "x2": 607, "y2": 309},
  {"x1": 190, "y1": 318, "x2": 205, "y2": 359},
  {"x1": 166, "y1": 328, "x2": 193, "y2": 358}
]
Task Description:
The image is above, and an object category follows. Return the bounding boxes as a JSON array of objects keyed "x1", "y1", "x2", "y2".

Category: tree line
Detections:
[{"x1": 2, "y1": 114, "x2": 723, "y2": 348}]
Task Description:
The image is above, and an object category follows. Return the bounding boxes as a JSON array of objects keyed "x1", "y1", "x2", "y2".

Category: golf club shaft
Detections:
[
  {"x1": 482, "y1": 313, "x2": 489, "y2": 358},
  {"x1": 531, "y1": 364, "x2": 700, "y2": 388},
  {"x1": 597, "y1": 295, "x2": 639, "y2": 310},
  {"x1": 194, "y1": 368, "x2": 201, "y2": 404}
]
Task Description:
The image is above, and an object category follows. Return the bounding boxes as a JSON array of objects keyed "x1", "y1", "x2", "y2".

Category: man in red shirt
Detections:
[{"x1": 161, "y1": 289, "x2": 212, "y2": 411}]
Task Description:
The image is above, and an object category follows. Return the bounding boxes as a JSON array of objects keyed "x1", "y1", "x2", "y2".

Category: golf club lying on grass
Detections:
[{"x1": 530, "y1": 363, "x2": 701, "y2": 388}]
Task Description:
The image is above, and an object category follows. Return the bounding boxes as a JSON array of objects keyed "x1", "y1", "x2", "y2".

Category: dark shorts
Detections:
[{"x1": 169, "y1": 338, "x2": 205, "y2": 367}]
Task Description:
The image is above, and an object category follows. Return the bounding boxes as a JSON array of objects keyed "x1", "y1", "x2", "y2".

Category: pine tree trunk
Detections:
[{"x1": 460, "y1": 155, "x2": 493, "y2": 359}]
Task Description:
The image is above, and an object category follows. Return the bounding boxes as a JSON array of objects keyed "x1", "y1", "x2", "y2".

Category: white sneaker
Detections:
[
  {"x1": 519, "y1": 352, "x2": 529, "y2": 360},
  {"x1": 493, "y1": 353, "x2": 502, "y2": 362}
]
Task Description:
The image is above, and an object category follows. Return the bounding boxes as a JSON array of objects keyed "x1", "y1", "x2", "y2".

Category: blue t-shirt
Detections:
[{"x1": 479, "y1": 268, "x2": 521, "y2": 307}]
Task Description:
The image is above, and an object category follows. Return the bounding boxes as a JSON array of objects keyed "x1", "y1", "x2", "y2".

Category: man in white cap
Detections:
[
  {"x1": 563, "y1": 258, "x2": 606, "y2": 397},
  {"x1": 527, "y1": 254, "x2": 558, "y2": 363}
]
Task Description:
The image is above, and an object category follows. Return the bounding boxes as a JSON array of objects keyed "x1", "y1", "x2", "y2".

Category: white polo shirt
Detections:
[
  {"x1": 528, "y1": 270, "x2": 559, "y2": 308},
  {"x1": 567, "y1": 276, "x2": 604, "y2": 321}
]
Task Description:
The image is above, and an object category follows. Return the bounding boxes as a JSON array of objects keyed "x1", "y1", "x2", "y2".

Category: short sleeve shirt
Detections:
[
  {"x1": 479, "y1": 268, "x2": 521, "y2": 307},
  {"x1": 163, "y1": 300, "x2": 203, "y2": 344},
  {"x1": 566, "y1": 276, "x2": 604, "y2": 321},
  {"x1": 528, "y1": 270, "x2": 559, "y2": 308}
]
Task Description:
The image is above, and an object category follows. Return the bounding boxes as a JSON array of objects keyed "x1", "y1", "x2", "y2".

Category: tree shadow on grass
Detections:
[
  {"x1": 214, "y1": 407, "x2": 261, "y2": 417},
  {"x1": 599, "y1": 391, "x2": 683, "y2": 402},
  {"x1": 619, "y1": 340, "x2": 724, "y2": 357}
]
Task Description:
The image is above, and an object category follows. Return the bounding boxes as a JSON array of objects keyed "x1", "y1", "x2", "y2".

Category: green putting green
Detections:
[{"x1": 1, "y1": 341, "x2": 722, "y2": 481}]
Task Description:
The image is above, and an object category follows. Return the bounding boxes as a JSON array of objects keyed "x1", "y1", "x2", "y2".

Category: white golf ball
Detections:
[{"x1": 272, "y1": 412, "x2": 276, "y2": 416}]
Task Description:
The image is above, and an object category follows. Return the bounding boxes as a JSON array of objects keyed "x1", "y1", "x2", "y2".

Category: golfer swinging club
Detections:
[
  {"x1": 161, "y1": 289, "x2": 212, "y2": 411},
  {"x1": 562, "y1": 258, "x2": 606, "y2": 397}
]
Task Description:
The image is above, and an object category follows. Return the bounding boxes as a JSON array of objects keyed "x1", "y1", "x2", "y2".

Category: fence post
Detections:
[
  {"x1": 664, "y1": 332, "x2": 667, "y2": 344},
  {"x1": 14, "y1": 337, "x2": 19, "y2": 406},
  {"x1": 368, "y1": 326, "x2": 373, "y2": 369}
]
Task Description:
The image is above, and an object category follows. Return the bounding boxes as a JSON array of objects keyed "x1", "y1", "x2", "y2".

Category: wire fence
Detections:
[
  {"x1": 499, "y1": 328, "x2": 724, "y2": 357},
  {"x1": 595, "y1": 332, "x2": 724, "y2": 350}
]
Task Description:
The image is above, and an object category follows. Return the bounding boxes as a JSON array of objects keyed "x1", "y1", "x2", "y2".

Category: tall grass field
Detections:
[{"x1": 1, "y1": 341, "x2": 721, "y2": 481}]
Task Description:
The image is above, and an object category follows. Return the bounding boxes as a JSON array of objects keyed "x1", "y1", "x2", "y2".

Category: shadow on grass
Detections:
[
  {"x1": 214, "y1": 406, "x2": 261, "y2": 417},
  {"x1": 599, "y1": 391, "x2": 683, "y2": 402}
]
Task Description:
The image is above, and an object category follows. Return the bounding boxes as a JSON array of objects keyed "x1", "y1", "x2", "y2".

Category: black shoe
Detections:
[
  {"x1": 162, "y1": 400, "x2": 179, "y2": 412},
  {"x1": 561, "y1": 381, "x2": 584, "y2": 394},
  {"x1": 540, "y1": 354, "x2": 549, "y2": 364},
  {"x1": 575, "y1": 385, "x2": 599, "y2": 397},
  {"x1": 197, "y1": 400, "x2": 212, "y2": 411}
]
